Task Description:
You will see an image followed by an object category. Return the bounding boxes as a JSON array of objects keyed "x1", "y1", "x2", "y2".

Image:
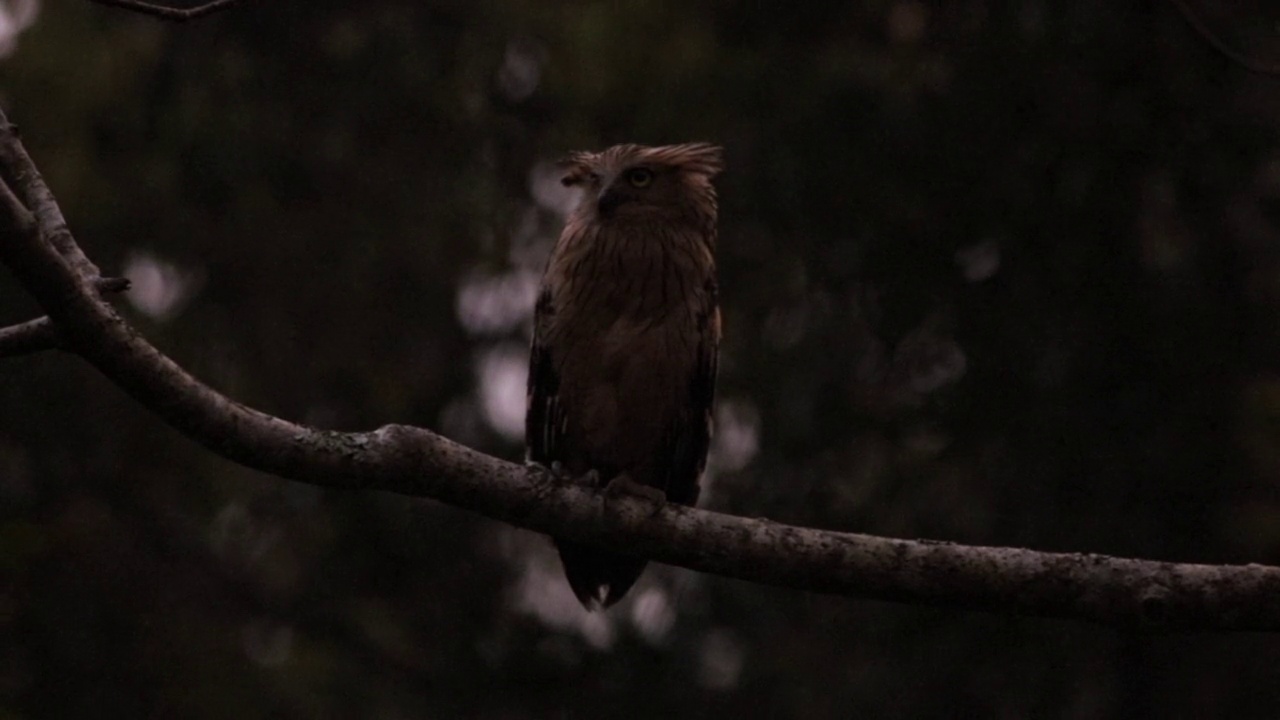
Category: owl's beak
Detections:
[{"x1": 596, "y1": 185, "x2": 629, "y2": 217}]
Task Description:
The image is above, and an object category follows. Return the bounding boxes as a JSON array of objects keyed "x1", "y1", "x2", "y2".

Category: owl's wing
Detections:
[
  {"x1": 526, "y1": 287, "x2": 563, "y2": 466},
  {"x1": 659, "y1": 281, "x2": 721, "y2": 506}
]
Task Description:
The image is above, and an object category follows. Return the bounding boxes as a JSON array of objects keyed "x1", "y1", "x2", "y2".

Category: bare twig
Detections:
[
  {"x1": 0, "y1": 316, "x2": 59, "y2": 355},
  {"x1": 0, "y1": 276, "x2": 131, "y2": 357},
  {"x1": 96, "y1": 276, "x2": 132, "y2": 293},
  {"x1": 3, "y1": 108, "x2": 1280, "y2": 631},
  {"x1": 1168, "y1": 0, "x2": 1280, "y2": 76},
  {"x1": 86, "y1": 0, "x2": 245, "y2": 22}
]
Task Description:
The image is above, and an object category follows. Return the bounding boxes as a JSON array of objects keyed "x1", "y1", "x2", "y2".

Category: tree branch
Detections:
[
  {"x1": 86, "y1": 0, "x2": 246, "y2": 22},
  {"x1": 3, "y1": 108, "x2": 1280, "y2": 632},
  {"x1": 0, "y1": 125, "x2": 101, "y2": 279},
  {"x1": 1167, "y1": 0, "x2": 1280, "y2": 76},
  {"x1": 0, "y1": 277, "x2": 131, "y2": 357},
  {"x1": 0, "y1": 315, "x2": 58, "y2": 355}
]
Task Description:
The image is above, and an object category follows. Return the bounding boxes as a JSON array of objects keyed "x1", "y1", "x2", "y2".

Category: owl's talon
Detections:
[
  {"x1": 604, "y1": 474, "x2": 667, "y2": 516},
  {"x1": 577, "y1": 468, "x2": 602, "y2": 489},
  {"x1": 527, "y1": 460, "x2": 569, "y2": 483},
  {"x1": 526, "y1": 461, "x2": 602, "y2": 490},
  {"x1": 525, "y1": 459, "x2": 554, "y2": 477}
]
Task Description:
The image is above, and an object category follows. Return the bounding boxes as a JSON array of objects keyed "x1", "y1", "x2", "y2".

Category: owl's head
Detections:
[{"x1": 558, "y1": 142, "x2": 723, "y2": 223}]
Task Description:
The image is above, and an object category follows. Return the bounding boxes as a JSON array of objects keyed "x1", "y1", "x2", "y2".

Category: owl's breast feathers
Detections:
[{"x1": 527, "y1": 219, "x2": 719, "y2": 505}]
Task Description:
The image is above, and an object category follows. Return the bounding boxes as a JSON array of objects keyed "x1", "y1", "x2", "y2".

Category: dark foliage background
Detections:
[{"x1": 4, "y1": 0, "x2": 1280, "y2": 716}]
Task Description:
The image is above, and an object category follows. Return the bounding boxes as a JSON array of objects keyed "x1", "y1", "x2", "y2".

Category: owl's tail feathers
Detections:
[{"x1": 555, "y1": 539, "x2": 648, "y2": 609}]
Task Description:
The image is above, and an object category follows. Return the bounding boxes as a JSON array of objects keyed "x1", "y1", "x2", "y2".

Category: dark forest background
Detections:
[{"x1": 4, "y1": 0, "x2": 1280, "y2": 717}]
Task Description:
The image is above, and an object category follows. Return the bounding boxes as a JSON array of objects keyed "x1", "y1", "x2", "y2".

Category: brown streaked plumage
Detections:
[{"x1": 526, "y1": 142, "x2": 723, "y2": 608}]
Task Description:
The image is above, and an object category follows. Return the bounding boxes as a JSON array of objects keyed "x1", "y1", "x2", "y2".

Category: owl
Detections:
[{"x1": 526, "y1": 142, "x2": 723, "y2": 608}]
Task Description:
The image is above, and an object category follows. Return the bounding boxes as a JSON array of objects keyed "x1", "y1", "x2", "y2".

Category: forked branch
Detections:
[{"x1": 0, "y1": 277, "x2": 131, "y2": 357}]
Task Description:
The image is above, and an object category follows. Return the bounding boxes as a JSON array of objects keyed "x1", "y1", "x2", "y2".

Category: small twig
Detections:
[
  {"x1": 0, "y1": 276, "x2": 131, "y2": 357},
  {"x1": 95, "y1": 276, "x2": 132, "y2": 294},
  {"x1": 0, "y1": 316, "x2": 59, "y2": 356},
  {"x1": 86, "y1": 0, "x2": 245, "y2": 22},
  {"x1": 1168, "y1": 0, "x2": 1280, "y2": 76}
]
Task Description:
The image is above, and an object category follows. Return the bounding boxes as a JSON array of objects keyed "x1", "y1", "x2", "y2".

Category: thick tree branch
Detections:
[
  {"x1": 86, "y1": 0, "x2": 245, "y2": 22},
  {"x1": 3, "y1": 109, "x2": 1280, "y2": 631}
]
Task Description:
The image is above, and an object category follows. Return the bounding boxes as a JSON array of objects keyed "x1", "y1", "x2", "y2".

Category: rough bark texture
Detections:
[{"x1": 3, "y1": 108, "x2": 1280, "y2": 631}]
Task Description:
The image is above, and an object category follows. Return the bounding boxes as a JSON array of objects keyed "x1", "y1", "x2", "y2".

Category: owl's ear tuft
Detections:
[
  {"x1": 557, "y1": 152, "x2": 596, "y2": 187},
  {"x1": 651, "y1": 143, "x2": 723, "y2": 178},
  {"x1": 681, "y1": 143, "x2": 724, "y2": 178}
]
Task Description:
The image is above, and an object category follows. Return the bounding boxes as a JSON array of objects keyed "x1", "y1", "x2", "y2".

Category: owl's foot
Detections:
[
  {"x1": 526, "y1": 459, "x2": 561, "y2": 482},
  {"x1": 604, "y1": 473, "x2": 667, "y2": 517},
  {"x1": 576, "y1": 468, "x2": 602, "y2": 489},
  {"x1": 526, "y1": 461, "x2": 600, "y2": 490}
]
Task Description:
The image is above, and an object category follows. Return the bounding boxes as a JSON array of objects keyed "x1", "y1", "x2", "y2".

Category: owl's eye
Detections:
[{"x1": 625, "y1": 168, "x2": 654, "y2": 188}]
